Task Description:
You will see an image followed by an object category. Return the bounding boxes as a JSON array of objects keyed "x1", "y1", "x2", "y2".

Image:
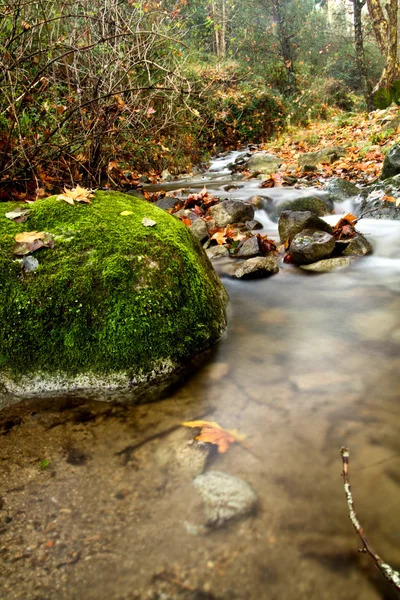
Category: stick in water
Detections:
[{"x1": 340, "y1": 447, "x2": 400, "y2": 591}]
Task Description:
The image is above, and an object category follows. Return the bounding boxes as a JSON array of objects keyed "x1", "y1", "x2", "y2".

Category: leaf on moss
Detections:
[
  {"x1": 120, "y1": 210, "x2": 134, "y2": 216},
  {"x1": 5, "y1": 208, "x2": 30, "y2": 223},
  {"x1": 56, "y1": 185, "x2": 94, "y2": 205},
  {"x1": 14, "y1": 231, "x2": 54, "y2": 255},
  {"x1": 142, "y1": 217, "x2": 156, "y2": 227},
  {"x1": 182, "y1": 420, "x2": 245, "y2": 454}
]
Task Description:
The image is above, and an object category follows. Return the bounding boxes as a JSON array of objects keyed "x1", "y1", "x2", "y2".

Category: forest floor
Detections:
[{"x1": 256, "y1": 105, "x2": 400, "y2": 186}]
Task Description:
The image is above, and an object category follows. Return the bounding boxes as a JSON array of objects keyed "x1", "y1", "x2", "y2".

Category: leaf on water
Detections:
[
  {"x1": 142, "y1": 217, "x2": 156, "y2": 227},
  {"x1": 181, "y1": 420, "x2": 245, "y2": 454},
  {"x1": 5, "y1": 208, "x2": 30, "y2": 223},
  {"x1": 56, "y1": 185, "x2": 95, "y2": 205},
  {"x1": 14, "y1": 231, "x2": 54, "y2": 256},
  {"x1": 120, "y1": 210, "x2": 134, "y2": 216}
]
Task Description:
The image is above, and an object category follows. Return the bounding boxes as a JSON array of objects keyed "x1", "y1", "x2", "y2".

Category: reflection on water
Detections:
[{"x1": 1, "y1": 156, "x2": 400, "y2": 599}]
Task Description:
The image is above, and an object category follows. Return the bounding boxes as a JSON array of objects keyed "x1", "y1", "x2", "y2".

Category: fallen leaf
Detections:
[
  {"x1": 142, "y1": 217, "x2": 156, "y2": 227},
  {"x1": 332, "y1": 213, "x2": 358, "y2": 239},
  {"x1": 120, "y1": 210, "x2": 134, "y2": 216},
  {"x1": 14, "y1": 231, "x2": 54, "y2": 255},
  {"x1": 56, "y1": 185, "x2": 95, "y2": 205},
  {"x1": 5, "y1": 208, "x2": 30, "y2": 223},
  {"x1": 182, "y1": 420, "x2": 245, "y2": 453}
]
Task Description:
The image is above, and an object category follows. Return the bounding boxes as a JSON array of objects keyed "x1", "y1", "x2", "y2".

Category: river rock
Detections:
[
  {"x1": 0, "y1": 191, "x2": 228, "y2": 408},
  {"x1": 278, "y1": 210, "x2": 333, "y2": 244},
  {"x1": 266, "y1": 194, "x2": 333, "y2": 222},
  {"x1": 245, "y1": 219, "x2": 263, "y2": 231},
  {"x1": 298, "y1": 146, "x2": 346, "y2": 169},
  {"x1": 300, "y1": 257, "x2": 351, "y2": 272},
  {"x1": 340, "y1": 233, "x2": 373, "y2": 256},
  {"x1": 244, "y1": 151, "x2": 282, "y2": 175},
  {"x1": 234, "y1": 256, "x2": 279, "y2": 279},
  {"x1": 289, "y1": 229, "x2": 336, "y2": 264},
  {"x1": 193, "y1": 471, "x2": 258, "y2": 528},
  {"x1": 156, "y1": 196, "x2": 182, "y2": 211},
  {"x1": 351, "y1": 184, "x2": 400, "y2": 220},
  {"x1": 206, "y1": 245, "x2": 229, "y2": 259},
  {"x1": 381, "y1": 142, "x2": 400, "y2": 180},
  {"x1": 209, "y1": 199, "x2": 254, "y2": 227},
  {"x1": 236, "y1": 236, "x2": 260, "y2": 258},
  {"x1": 190, "y1": 218, "x2": 209, "y2": 242},
  {"x1": 323, "y1": 178, "x2": 360, "y2": 203}
]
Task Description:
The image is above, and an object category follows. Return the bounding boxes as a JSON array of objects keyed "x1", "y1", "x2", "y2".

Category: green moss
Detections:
[{"x1": 0, "y1": 191, "x2": 227, "y2": 377}]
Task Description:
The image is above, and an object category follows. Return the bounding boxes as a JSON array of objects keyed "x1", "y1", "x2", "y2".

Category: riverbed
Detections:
[{"x1": 1, "y1": 153, "x2": 400, "y2": 599}]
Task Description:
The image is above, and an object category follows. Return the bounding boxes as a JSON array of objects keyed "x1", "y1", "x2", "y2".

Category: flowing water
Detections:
[{"x1": 1, "y1": 153, "x2": 400, "y2": 600}]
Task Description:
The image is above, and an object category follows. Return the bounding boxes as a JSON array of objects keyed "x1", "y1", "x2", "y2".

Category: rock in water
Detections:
[
  {"x1": 278, "y1": 210, "x2": 333, "y2": 244},
  {"x1": 300, "y1": 257, "x2": 351, "y2": 272},
  {"x1": 323, "y1": 178, "x2": 360, "y2": 203},
  {"x1": 234, "y1": 256, "x2": 279, "y2": 279},
  {"x1": 244, "y1": 151, "x2": 282, "y2": 175},
  {"x1": 0, "y1": 191, "x2": 228, "y2": 407},
  {"x1": 193, "y1": 471, "x2": 258, "y2": 528},
  {"x1": 290, "y1": 229, "x2": 336, "y2": 265},
  {"x1": 209, "y1": 200, "x2": 254, "y2": 227}
]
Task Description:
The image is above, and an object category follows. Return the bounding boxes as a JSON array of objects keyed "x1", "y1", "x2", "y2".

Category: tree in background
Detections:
[{"x1": 366, "y1": 0, "x2": 399, "y2": 99}]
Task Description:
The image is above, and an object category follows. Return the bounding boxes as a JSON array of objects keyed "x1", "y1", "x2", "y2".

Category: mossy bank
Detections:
[{"x1": 0, "y1": 191, "x2": 228, "y2": 407}]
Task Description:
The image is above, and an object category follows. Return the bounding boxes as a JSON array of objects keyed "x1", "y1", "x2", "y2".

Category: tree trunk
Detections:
[
  {"x1": 271, "y1": 0, "x2": 297, "y2": 94},
  {"x1": 367, "y1": 0, "x2": 400, "y2": 96},
  {"x1": 351, "y1": 0, "x2": 372, "y2": 108}
]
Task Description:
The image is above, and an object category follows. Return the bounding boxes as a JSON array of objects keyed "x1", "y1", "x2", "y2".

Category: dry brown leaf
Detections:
[
  {"x1": 56, "y1": 185, "x2": 95, "y2": 205},
  {"x1": 15, "y1": 231, "x2": 46, "y2": 243},
  {"x1": 182, "y1": 420, "x2": 245, "y2": 454}
]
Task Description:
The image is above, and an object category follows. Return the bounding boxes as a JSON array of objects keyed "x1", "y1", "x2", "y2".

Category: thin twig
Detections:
[{"x1": 340, "y1": 447, "x2": 400, "y2": 591}]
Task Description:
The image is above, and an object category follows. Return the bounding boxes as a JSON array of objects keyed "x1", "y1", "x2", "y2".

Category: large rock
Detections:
[
  {"x1": 244, "y1": 151, "x2": 282, "y2": 175},
  {"x1": 323, "y1": 178, "x2": 360, "y2": 203},
  {"x1": 0, "y1": 192, "x2": 228, "y2": 407},
  {"x1": 265, "y1": 194, "x2": 333, "y2": 222},
  {"x1": 209, "y1": 199, "x2": 254, "y2": 227},
  {"x1": 289, "y1": 229, "x2": 336, "y2": 264},
  {"x1": 234, "y1": 256, "x2": 279, "y2": 279},
  {"x1": 298, "y1": 146, "x2": 346, "y2": 169},
  {"x1": 381, "y1": 143, "x2": 400, "y2": 180},
  {"x1": 278, "y1": 210, "x2": 333, "y2": 244},
  {"x1": 352, "y1": 181, "x2": 400, "y2": 220}
]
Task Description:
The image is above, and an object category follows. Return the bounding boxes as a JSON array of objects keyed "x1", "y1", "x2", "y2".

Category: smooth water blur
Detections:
[{"x1": 1, "y1": 156, "x2": 400, "y2": 600}]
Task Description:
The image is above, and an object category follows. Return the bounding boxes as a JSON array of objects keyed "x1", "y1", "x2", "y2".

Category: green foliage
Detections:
[{"x1": 372, "y1": 81, "x2": 400, "y2": 109}]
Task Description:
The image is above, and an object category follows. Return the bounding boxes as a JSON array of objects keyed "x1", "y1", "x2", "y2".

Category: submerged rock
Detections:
[
  {"x1": 0, "y1": 191, "x2": 228, "y2": 407},
  {"x1": 193, "y1": 471, "x2": 258, "y2": 528},
  {"x1": 234, "y1": 256, "x2": 279, "y2": 279},
  {"x1": 209, "y1": 199, "x2": 254, "y2": 227},
  {"x1": 266, "y1": 194, "x2": 333, "y2": 222},
  {"x1": 300, "y1": 257, "x2": 351, "y2": 272},
  {"x1": 278, "y1": 210, "x2": 333, "y2": 244},
  {"x1": 289, "y1": 229, "x2": 336, "y2": 264}
]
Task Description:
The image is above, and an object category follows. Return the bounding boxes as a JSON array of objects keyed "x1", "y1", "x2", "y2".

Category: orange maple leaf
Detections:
[{"x1": 181, "y1": 420, "x2": 245, "y2": 453}]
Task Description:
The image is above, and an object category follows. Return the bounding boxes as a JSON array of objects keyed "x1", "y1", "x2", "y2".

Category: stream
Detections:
[{"x1": 1, "y1": 152, "x2": 400, "y2": 599}]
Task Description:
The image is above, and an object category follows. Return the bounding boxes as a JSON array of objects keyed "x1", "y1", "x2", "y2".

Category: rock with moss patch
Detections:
[
  {"x1": 0, "y1": 191, "x2": 228, "y2": 408},
  {"x1": 265, "y1": 194, "x2": 333, "y2": 222},
  {"x1": 323, "y1": 178, "x2": 360, "y2": 203},
  {"x1": 381, "y1": 142, "x2": 400, "y2": 180},
  {"x1": 278, "y1": 210, "x2": 333, "y2": 244},
  {"x1": 289, "y1": 229, "x2": 336, "y2": 264},
  {"x1": 298, "y1": 147, "x2": 346, "y2": 169},
  {"x1": 244, "y1": 152, "x2": 282, "y2": 175}
]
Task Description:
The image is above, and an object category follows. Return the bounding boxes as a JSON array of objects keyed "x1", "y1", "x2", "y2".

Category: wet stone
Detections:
[
  {"x1": 193, "y1": 470, "x2": 258, "y2": 528},
  {"x1": 209, "y1": 199, "x2": 254, "y2": 227},
  {"x1": 190, "y1": 218, "x2": 209, "y2": 242},
  {"x1": 155, "y1": 197, "x2": 182, "y2": 210},
  {"x1": 234, "y1": 256, "x2": 279, "y2": 279},
  {"x1": 236, "y1": 236, "x2": 260, "y2": 258},
  {"x1": 341, "y1": 233, "x2": 373, "y2": 256},
  {"x1": 206, "y1": 245, "x2": 229, "y2": 259},
  {"x1": 278, "y1": 210, "x2": 333, "y2": 244},
  {"x1": 289, "y1": 229, "x2": 336, "y2": 265},
  {"x1": 245, "y1": 219, "x2": 263, "y2": 231},
  {"x1": 300, "y1": 257, "x2": 351, "y2": 272}
]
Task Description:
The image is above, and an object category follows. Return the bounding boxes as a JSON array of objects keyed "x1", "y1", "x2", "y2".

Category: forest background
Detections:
[{"x1": 0, "y1": 0, "x2": 399, "y2": 200}]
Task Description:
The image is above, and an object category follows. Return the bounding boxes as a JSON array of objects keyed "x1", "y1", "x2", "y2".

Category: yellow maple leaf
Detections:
[
  {"x1": 56, "y1": 185, "x2": 95, "y2": 205},
  {"x1": 120, "y1": 210, "x2": 134, "y2": 216},
  {"x1": 182, "y1": 420, "x2": 245, "y2": 453}
]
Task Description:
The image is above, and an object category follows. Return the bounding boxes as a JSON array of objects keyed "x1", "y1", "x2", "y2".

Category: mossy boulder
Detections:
[{"x1": 0, "y1": 191, "x2": 228, "y2": 407}]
